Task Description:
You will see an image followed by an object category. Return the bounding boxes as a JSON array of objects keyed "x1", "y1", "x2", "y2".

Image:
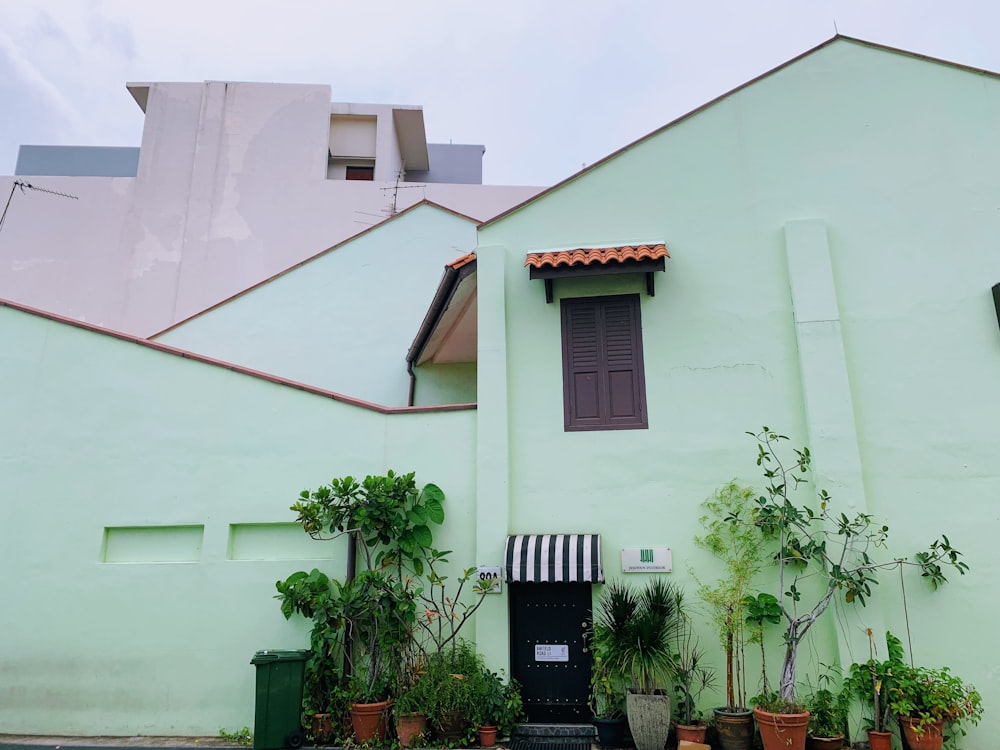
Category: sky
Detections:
[{"x1": 1, "y1": 1, "x2": 998, "y2": 188}]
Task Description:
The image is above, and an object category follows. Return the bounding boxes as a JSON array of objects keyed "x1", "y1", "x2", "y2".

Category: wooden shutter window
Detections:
[{"x1": 561, "y1": 294, "x2": 648, "y2": 431}]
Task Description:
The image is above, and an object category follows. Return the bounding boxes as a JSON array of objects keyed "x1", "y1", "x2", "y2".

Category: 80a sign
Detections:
[{"x1": 476, "y1": 566, "x2": 502, "y2": 593}]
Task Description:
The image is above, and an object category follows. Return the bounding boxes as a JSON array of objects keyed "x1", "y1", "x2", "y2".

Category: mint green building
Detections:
[{"x1": 2, "y1": 36, "x2": 997, "y2": 746}]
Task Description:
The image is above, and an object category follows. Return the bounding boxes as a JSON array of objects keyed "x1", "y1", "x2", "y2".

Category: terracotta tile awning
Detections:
[
  {"x1": 524, "y1": 244, "x2": 669, "y2": 303},
  {"x1": 524, "y1": 243, "x2": 669, "y2": 269}
]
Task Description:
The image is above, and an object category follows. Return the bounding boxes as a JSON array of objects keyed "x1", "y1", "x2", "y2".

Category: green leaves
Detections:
[
  {"x1": 421, "y1": 484, "x2": 445, "y2": 525},
  {"x1": 593, "y1": 578, "x2": 686, "y2": 695},
  {"x1": 739, "y1": 426, "x2": 972, "y2": 702},
  {"x1": 744, "y1": 593, "x2": 781, "y2": 626},
  {"x1": 916, "y1": 535, "x2": 969, "y2": 590}
]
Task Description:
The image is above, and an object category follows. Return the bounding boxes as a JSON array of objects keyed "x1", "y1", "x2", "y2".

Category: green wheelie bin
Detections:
[{"x1": 250, "y1": 649, "x2": 311, "y2": 750}]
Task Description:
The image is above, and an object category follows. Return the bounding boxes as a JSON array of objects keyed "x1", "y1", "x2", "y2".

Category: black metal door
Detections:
[{"x1": 509, "y1": 582, "x2": 593, "y2": 723}]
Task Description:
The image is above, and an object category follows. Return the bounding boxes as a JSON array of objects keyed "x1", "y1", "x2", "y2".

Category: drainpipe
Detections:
[{"x1": 406, "y1": 360, "x2": 417, "y2": 407}]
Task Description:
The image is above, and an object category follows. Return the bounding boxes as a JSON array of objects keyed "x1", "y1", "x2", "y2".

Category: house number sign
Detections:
[
  {"x1": 476, "y1": 566, "x2": 502, "y2": 593},
  {"x1": 621, "y1": 547, "x2": 673, "y2": 573},
  {"x1": 534, "y1": 644, "x2": 569, "y2": 662}
]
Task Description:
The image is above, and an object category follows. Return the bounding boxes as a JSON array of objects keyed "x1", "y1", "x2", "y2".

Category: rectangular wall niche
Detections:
[
  {"x1": 101, "y1": 525, "x2": 204, "y2": 563},
  {"x1": 228, "y1": 523, "x2": 335, "y2": 561}
]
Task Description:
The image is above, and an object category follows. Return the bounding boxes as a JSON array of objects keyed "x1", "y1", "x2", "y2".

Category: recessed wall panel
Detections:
[
  {"x1": 228, "y1": 523, "x2": 335, "y2": 561},
  {"x1": 101, "y1": 525, "x2": 204, "y2": 563}
]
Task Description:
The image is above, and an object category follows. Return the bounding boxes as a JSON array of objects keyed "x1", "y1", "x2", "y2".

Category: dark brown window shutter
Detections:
[{"x1": 561, "y1": 294, "x2": 648, "y2": 431}]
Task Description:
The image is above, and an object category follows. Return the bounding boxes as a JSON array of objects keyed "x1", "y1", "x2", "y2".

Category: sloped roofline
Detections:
[
  {"x1": 406, "y1": 254, "x2": 477, "y2": 367},
  {"x1": 0, "y1": 298, "x2": 475, "y2": 415},
  {"x1": 479, "y1": 34, "x2": 1000, "y2": 229},
  {"x1": 151, "y1": 199, "x2": 480, "y2": 338}
]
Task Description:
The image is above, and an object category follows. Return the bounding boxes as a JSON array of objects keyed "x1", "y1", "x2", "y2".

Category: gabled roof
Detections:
[
  {"x1": 480, "y1": 35, "x2": 1000, "y2": 229},
  {"x1": 151, "y1": 200, "x2": 479, "y2": 339},
  {"x1": 0, "y1": 298, "x2": 474, "y2": 415}
]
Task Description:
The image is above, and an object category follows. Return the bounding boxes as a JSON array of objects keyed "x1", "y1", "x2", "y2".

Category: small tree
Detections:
[
  {"x1": 694, "y1": 482, "x2": 770, "y2": 711},
  {"x1": 743, "y1": 427, "x2": 969, "y2": 701}
]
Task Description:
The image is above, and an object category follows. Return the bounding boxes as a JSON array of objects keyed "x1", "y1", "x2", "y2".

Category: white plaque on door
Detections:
[{"x1": 534, "y1": 644, "x2": 569, "y2": 662}]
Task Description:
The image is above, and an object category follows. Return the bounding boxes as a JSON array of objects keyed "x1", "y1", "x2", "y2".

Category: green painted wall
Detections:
[
  {"x1": 158, "y1": 204, "x2": 479, "y2": 407},
  {"x1": 477, "y1": 39, "x2": 1000, "y2": 745},
  {"x1": 0, "y1": 305, "x2": 477, "y2": 734},
  {"x1": 413, "y1": 362, "x2": 478, "y2": 406}
]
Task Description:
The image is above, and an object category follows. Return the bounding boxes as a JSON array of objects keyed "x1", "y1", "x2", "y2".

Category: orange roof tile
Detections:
[
  {"x1": 524, "y1": 244, "x2": 669, "y2": 269},
  {"x1": 448, "y1": 252, "x2": 477, "y2": 270}
]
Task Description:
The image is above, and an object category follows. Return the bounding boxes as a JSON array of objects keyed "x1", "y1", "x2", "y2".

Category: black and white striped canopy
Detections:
[{"x1": 504, "y1": 534, "x2": 604, "y2": 583}]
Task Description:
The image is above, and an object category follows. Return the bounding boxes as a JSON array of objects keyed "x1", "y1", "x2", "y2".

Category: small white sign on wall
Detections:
[
  {"x1": 621, "y1": 547, "x2": 673, "y2": 573},
  {"x1": 534, "y1": 644, "x2": 569, "y2": 662},
  {"x1": 476, "y1": 565, "x2": 503, "y2": 593}
]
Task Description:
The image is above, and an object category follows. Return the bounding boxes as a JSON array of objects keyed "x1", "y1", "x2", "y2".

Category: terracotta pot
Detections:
[
  {"x1": 350, "y1": 699, "x2": 392, "y2": 743},
  {"x1": 806, "y1": 735, "x2": 844, "y2": 750},
  {"x1": 675, "y1": 723, "x2": 708, "y2": 745},
  {"x1": 593, "y1": 716, "x2": 628, "y2": 748},
  {"x1": 713, "y1": 708, "x2": 755, "y2": 750},
  {"x1": 866, "y1": 729, "x2": 893, "y2": 750},
  {"x1": 479, "y1": 725, "x2": 498, "y2": 747},
  {"x1": 310, "y1": 712, "x2": 334, "y2": 743},
  {"x1": 754, "y1": 706, "x2": 810, "y2": 750},
  {"x1": 899, "y1": 716, "x2": 945, "y2": 750},
  {"x1": 396, "y1": 712, "x2": 427, "y2": 748}
]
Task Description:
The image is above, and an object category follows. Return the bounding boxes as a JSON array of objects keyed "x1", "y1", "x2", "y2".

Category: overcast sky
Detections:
[{"x1": 1, "y1": 1, "x2": 997, "y2": 187}]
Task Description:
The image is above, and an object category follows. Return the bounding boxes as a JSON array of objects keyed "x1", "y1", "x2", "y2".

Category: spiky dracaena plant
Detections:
[{"x1": 593, "y1": 579, "x2": 686, "y2": 695}]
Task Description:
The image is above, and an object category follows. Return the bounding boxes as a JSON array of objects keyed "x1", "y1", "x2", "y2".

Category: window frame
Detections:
[{"x1": 559, "y1": 293, "x2": 649, "y2": 432}]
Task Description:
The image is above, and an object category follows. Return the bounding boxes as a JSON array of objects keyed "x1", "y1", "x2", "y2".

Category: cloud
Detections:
[
  {"x1": 0, "y1": 33, "x2": 82, "y2": 126},
  {"x1": 86, "y1": 8, "x2": 136, "y2": 61}
]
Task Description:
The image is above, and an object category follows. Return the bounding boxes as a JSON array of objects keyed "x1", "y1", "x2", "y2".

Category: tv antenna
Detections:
[
  {"x1": 0, "y1": 179, "x2": 79, "y2": 235},
  {"x1": 380, "y1": 170, "x2": 425, "y2": 216}
]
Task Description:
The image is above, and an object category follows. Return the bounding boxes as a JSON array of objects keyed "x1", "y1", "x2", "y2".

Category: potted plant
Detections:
[
  {"x1": 417, "y1": 640, "x2": 482, "y2": 743},
  {"x1": 302, "y1": 650, "x2": 352, "y2": 744},
  {"x1": 844, "y1": 630, "x2": 904, "y2": 750},
  {"x1": 496, "y1": 676, "x2": 525, "y2": 741},
  {"x1": 737, "y1": 427, "x2": 969, "y2": 712},
  {"x1": 753, "y1": 690, "x2": 810, "y2": 750},
  {"x1": 395, "y1": 665, "x2": 433, "y2": 748},
  {"x1": 470, "y1": 668, "x2": 504, "y2": 747},
  {"x1": 694, "y1": 482, "x2": 768, "y2": 750},
  {"x1": 804, "y1": 686, "x2": 847, "y2": 750},
  {"x1": 593, "y1": 578, "x2": 685, "y2": 750},
  {"x1": 887, "y1": 664, "x2": 983, "y2": 750},
  {"x1": 590, "y1": 653, "x2": 627, "y2": 748},
  {"x1": 470, "y1": 667, "x2": 524, "y2": 747},
  {"x1": 672, "y1": 615, "x2": 716, "y2": 745}
]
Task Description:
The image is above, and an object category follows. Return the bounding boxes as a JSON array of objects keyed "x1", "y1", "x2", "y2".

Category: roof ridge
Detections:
[
  {"x1": 481, "y1": 34, "x2": 999, "y2": 230},
  {"x1": 150, "y1": 199, "x2": 478, "y2": 339}
]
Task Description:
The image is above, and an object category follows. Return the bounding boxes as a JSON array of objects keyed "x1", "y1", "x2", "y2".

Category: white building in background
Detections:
[{"x1": 1, "y1": 81, "x2": 541, "y2": 337}]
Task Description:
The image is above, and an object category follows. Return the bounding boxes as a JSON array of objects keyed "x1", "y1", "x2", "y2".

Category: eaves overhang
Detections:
[
  {"x1": 407, "y1": 254, "x2": 477, "y2": 367},
  {"x1": 393, "y1": 106, "x2": 430, "y2": 171}
]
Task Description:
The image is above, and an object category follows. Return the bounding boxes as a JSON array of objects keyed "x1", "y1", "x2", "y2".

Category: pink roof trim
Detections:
[{"x1": 0, "y1": 298, "x2": 475, "y2": 415}]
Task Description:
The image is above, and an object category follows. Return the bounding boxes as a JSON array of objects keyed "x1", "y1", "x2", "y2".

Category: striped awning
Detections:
[{"x1": 504, "y1": 534, "x2": 604, "y2": 583}]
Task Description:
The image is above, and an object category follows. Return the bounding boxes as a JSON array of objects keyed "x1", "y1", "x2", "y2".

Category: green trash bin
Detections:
[{"x1": 251, "y1": 649, "x2": 311, "y2": 750}]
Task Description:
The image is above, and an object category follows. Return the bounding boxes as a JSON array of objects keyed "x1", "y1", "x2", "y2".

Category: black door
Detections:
[{"x1": 509, "y1": 582, "x2": 593, "y2": 723}]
